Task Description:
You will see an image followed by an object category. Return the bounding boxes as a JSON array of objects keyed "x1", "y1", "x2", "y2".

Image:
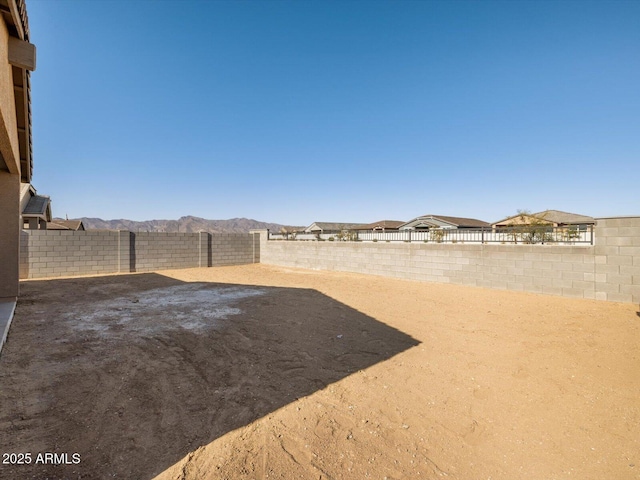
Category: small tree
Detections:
[
  {"x1": 563, "y1": 225, "x2": 580, "y2": 244},
  {"x1": 335, "y1": 225, "x2": 358, "y2": 242},
  {"x1": 509, "y1": 210, "x2": 554, "y2": 244},
  {"x1": 430, "y1": 228, "x2": 445, "y2": 243}
]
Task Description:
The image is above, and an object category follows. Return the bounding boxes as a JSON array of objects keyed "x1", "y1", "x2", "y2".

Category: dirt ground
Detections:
[{"x1": 0, "y1": 264, "x2": 638, "y2": 480}]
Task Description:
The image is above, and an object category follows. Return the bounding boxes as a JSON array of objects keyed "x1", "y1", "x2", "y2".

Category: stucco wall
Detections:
[
  {"x1": 0, "y1": 173, "x2": 20, "y2": 297},
  {"x1": 0, "y1": 20, "x2": 20, "y2": 171},
  {"x1": 0, "y1": 19, "x2": 22, "y2": 299},
  {"x1": 259, "y1": 217, "x2": 640, "y2": 304}
]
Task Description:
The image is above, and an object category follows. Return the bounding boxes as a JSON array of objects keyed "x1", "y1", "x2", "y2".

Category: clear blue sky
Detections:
[{"x1": 28, "y1": 0, "x2": 640, "y2": 225}]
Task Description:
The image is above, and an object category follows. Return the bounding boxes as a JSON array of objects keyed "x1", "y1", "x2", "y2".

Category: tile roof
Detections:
[
  {"x1": 535, "y1": 210, "x2": 595, "y2": 224},
  {"x1": 492, "y1": 210, "x2": 595, "y2": 226},
  {"x1": 354, "y1": 220, "x2": 405, "y2": 230},
  {"x1": 306, "y1": 222, "x2": 368, "y2": 231},
  {"x1": 48, "y1": 220, "x2": 84, "y2": 231},
  {"x1": 404, "y1": 215, "x2": 491, "y2": 228}
]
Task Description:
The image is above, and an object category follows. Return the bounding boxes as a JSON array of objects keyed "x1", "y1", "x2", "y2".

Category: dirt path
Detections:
[{"x1": 1, "y1": 264, "x2": 638, "y2": 479}]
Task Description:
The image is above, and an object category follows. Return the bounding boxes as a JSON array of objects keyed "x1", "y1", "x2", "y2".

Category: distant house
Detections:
[
  {"x1": 353, "y1": 220, "x2": 405, "y2": 232},
  {"x1": 399, "y1": 215, "x2": 490, "y2": 230},
  {"x1": 20, "y1": 184, "x2": 51, "y2": 230},
  {"x1": 492, "y1": 210, "x2": 595, "y2": 230},
  {"x1": 304, "y1": 222, "x2": 368, "y2": 233},
  {"x1": 48, "y1": 220, "x2": 85, "y2": 231}
]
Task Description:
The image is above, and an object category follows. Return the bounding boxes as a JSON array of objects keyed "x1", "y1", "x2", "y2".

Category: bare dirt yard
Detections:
[{"x1": 0, "y1": 264, "x2": 638, "y2": 480}]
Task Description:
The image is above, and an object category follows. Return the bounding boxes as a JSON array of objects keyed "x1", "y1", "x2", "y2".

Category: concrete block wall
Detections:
[
  {"x1": 594, "y1": 217, "x2": 640, "y2": 303},
  {"x1": 212, "y1": 233, "x2": 260, "y2": 266},
  {"x1": 258, "y1": 216, "x2": 640, "y2": 304},
  {"x1": 19, "y1": 231, "x2": 260, "y2": 279},
  {"x1": 132, "y1": 232, "x2": 200, "y2": 272},
  {"x1": 20, "y1": 230, "x2": 120, "y2": 279},
  {"x1": 17, "y1": 221, "x2": 638, "y2": 303}
]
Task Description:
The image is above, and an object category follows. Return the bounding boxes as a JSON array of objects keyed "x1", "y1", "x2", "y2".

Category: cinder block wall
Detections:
[
  {"x1": 594, "y1": 217, "x2": 640, "y2": 303},
  {"x1": 20, "y1": 230, "x2": 120, "y2": 279},
  {"x1": 18, "y1": 221, "x2": 638, "y2": 303},
  {"x1": 212, "y1": 233, "x2": 259, "y2": 266},
  {"x1": 19, "y1": 231, "x2": 260, "y2": 279},
  {"x1": 133, "y1": 232, "x2": 200, "y2": 272},
  {"x1": 258, "y1": 216, "x2": 640, "y2": 304}
]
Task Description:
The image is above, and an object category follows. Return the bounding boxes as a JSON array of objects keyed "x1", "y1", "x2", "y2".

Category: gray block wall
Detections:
[
  {"x1": 17, "y1": 221, "x2": 639, "y2": 304},
  {"x1": 132, "y1": 232, "x2": 200, "y2": 272},
  {"x1": 19, "y1": 231, "x2": 260, "y2": 279},
  {"x1": 212, "y1": 233, "x2": 259, "y2": 266},
  {"x1": 258, "y1": 216, "x2": 640, "y2": 304},
  {"x1": 20, "y1": 230, "x2": 120, "y2": 279},
  {"x1": 594, "y1": 217, "x2": 640, "y2": 303}
]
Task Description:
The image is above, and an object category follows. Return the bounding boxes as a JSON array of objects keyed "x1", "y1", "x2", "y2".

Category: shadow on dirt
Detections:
[{"x1": 0, "y1": 273, "x2": 419, "y2": 479}]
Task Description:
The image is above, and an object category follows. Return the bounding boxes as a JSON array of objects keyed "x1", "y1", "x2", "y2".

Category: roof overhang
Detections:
[{"x1": 1, "y1": 0, "x2": 35, "y2": 183}]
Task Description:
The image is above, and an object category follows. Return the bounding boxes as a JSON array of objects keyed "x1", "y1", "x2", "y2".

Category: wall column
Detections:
[
  {"x1": 199, "y1": 232, "x2": 211, "y2": 267},
  {"x1": 118, "y1": 230, "x2": 133, "y2": 273}
]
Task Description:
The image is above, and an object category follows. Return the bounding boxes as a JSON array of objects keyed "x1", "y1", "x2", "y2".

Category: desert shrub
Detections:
[
  {"x1": 430, "y1": 229, "x2": 445, "y2": 243},
  {"x1": 563, "y1": 226, "x2": 580, "y2": 243}
]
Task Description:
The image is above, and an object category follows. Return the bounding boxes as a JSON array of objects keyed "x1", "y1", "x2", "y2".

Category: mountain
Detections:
[{"x1": 58, "y1": 216, "x2": 303, "y2": 233}]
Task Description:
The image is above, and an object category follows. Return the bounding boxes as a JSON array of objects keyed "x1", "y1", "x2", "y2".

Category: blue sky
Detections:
[{"x1": 28, "y1": 0, "x2": 639, "y2": 225}]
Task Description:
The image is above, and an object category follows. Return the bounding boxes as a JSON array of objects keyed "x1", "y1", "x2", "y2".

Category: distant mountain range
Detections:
[{"x1": 57, "y1": 216, "x2": 303, "y2": 233}]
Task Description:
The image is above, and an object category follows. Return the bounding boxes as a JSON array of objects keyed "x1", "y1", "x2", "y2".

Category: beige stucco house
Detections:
[
  {"x1": 491, "y1": 210, "x2": 595, "y2": 229},
  {"x1": 20, "y1": 183, "x2": 51, "y2": 229},
  {"x1": 1, "y1": 0, "x2": 36, "y2": 342},
  {"x1": 399, "y1": 215, "x2": 490, "y2": 230},
  {"x1": 48, "y1": 219, "x2": 85, "y2": 231},
  {"x1": 303, "y1": 222, "x2": 367, "y2": 233},
  {"x1": 352, "y1": 220, "x2": 405, "y2": 232}
]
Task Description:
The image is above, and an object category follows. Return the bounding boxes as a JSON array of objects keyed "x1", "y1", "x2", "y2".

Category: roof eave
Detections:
[{"x1": 1, "y1": 0, "x2": 34, "y2": 182}]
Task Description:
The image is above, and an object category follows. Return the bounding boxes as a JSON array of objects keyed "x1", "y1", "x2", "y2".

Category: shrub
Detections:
[{"x1": 430, "y1": 229, "x2": 445, "y2": 243}]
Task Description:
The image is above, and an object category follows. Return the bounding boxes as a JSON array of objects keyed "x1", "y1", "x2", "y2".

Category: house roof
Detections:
[
  {"x1": 535, "y1": 210, "x2": 595, "y2": 225},
  {"x1": 20, "y1": 184, "x2": 51, "y2": 220},
  {"x1": 492, "y1": 210, "x2": 595, "y2": 226},
  {"x1": 305, "y1": 222, "x2": 368, "y2": 232},
  {"x1": 48, "y1": 220, "x2": 85, "y2": 231},
  {"x1": 22, "y1": 194, "x2": 49, "y2": 216},
  {"x1": 354, "y1": 220, "x2": 405, "y2": 230},
  {"x1": 401, "y1": 215, "x2": 490, "y2": 229}
]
